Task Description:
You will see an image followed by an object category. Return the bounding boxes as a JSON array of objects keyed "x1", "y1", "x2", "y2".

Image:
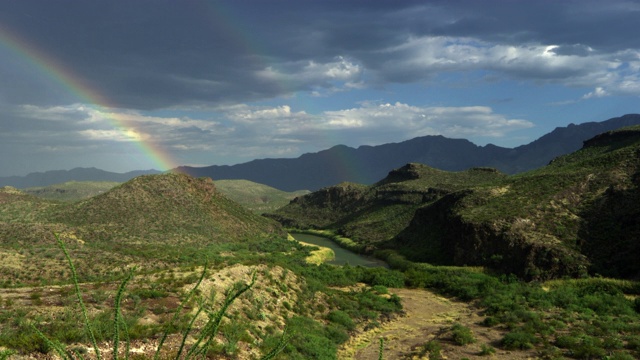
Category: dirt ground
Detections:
[{"x1": 338, "y1": 288, "x2": 539, "y2": 360}]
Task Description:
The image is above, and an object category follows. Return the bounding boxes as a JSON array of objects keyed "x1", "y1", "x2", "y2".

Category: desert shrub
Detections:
[
  {"x1": 281, "y1": 316, "x2": 337, "y2": 360},
  {"x1": 327, "y1": 310, "x2": 355, "y2": 330},
  {"x1": 479, "y1": 343, "x2": 496, "y2": 356},
  {"x1": 324, "y1": 323, "x2": 349, "y2": 344},
  {"x1": 372, "y1": 285, "x2": 389, "y2": 294},
  {"x1": 603, "y1": 336, "x2": 624, "y2": 350},
  {"x1": 0, "y1": 326, "x2": 50, "y2": 354},
  {"x1": 571, "y1": 335, "x2": 606, "y2": 359},
  {"x1": 608, "y1": 352, "x2": 636, "y2": 360},
  {"x1": 0, "y1": 349, "x2": 16, "y2": 360},
  {"x1": 450, "y1": 323, "x2": 475, "y2": 345},
  {"x1": 220, "y1": 319, "x2": 252, "y2": 356},
  {"x1": 130, "y1": 287, "x2": 168, "y2": 300},
  {"x1": 556, "y1": 334, "x2": 607, "y2": 359},
  {"x1": 501, "y1": 331, "x2": 537, "y2": 350},
  {"x1": 422, "y1": 340, "x2": 443, "y2": 360},
  {"x1": 361, "y1": 267, "x2": 405, "y2": 288},
  {"x1": 626, "y1": 334, "x2": 640, "y2": 351},
  {"x1": 482, "y1": 316, "x2": 499, "y2": 327}
]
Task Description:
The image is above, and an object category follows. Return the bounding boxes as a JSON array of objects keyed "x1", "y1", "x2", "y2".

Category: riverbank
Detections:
[
  {"x1": 287, "y1": 233, "x2": 335, "y2": 265},
  {"x1": 290, "y1": 232, "x2": 388, "y2": 268},
  {"x1": 288, "y1": 228, "x2": 363, "y2": 252}
]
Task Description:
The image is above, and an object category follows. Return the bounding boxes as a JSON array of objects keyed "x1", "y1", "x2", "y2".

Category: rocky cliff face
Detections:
[{"x1": 393, "y1": 190, "x2": 590, "y2": 280}]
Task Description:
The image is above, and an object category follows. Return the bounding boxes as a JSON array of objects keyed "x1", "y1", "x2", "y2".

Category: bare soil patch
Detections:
[{"x1": 338, "y1": 288, "x2": 537, "y2": 359}]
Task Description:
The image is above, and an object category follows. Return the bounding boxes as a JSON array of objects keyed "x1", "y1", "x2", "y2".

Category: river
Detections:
[{"x1": 291, "y1": 233, "x2": 388, "y2": 268}]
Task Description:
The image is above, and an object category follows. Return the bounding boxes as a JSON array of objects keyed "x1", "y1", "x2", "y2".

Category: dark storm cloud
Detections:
[{"x1": 1, "y1": 0, "x2": 638, "y2": 110}]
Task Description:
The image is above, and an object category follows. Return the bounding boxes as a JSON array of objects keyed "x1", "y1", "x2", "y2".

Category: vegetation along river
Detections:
[{"x1": 291, "y1": 233, "x2": 388, "y2": 268}]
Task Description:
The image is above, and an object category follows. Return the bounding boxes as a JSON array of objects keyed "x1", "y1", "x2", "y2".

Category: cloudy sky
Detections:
[{"x1": 1, "y1": 0, "x2": 639, "y2": 176}]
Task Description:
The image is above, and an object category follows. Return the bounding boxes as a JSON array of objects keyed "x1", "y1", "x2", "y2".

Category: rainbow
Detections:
[
  {"x1": 1, "y1": 8, "x2": 363, "y2": 182},
  {"x1": 0, "y1": 23, "x2": 177, "y2": 172}
]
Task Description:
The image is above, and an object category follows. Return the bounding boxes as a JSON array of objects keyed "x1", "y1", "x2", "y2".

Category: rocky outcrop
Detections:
[{"x1": 393, "y1": 191, "x2": 590, "y2": 281}]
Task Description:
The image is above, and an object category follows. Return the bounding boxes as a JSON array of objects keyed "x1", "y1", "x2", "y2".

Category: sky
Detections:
[{"x1": 0, "y1": 0, "x2": 639, "y2": 177}]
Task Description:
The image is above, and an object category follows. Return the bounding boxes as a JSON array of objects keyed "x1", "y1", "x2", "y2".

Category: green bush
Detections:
[
  {"x1": 283, "y1": 316, "x2": 338, "y2": 359},
  {"x1": 421, "y1": 340, "x2": 442, "y2": 360},
  {"x1": 324, "y1": 324, "x2": 349, "y2": 344},
  {"x1": 450, "y1": 323, "x2": 475, "y2": 345},
  {"x1": 372, "y1": 285, "x2": 389, "y2": 294},
  {"x1": 327, "y1": 310, "x2": 355, "y2": 330},
  {"x1": 479, "y1": 343, "x2": 496, "y2": 356},
  {"x1": 362, "y1": 268, "x2": 405, "y2": 288},
  {"x1": 501, "y1": 331, "x2": 537, "y2": 350},
  {"x1": 571, "y1": 335, "x2": 606, "y2": 359}
]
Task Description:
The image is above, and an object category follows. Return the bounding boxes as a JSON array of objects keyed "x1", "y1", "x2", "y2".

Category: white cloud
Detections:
[
  {"x1": 78, "y1": 129, "x2": 143, "y2": 142},
  {"x1": 582, "y1": 87, "x2": 609, "y2": 99},
  {"x1": 320, "y1": 102, "x2": 533, "y2": 138},
  {"x1": 373, "y1": 36, "x2": 640, "y2": 96},
  {"x1": 256, "y1": 56, "x2": 363, "y2": 94},
  {"x1": 17, "y1": 104, "x2": 91, "y2": 121}
]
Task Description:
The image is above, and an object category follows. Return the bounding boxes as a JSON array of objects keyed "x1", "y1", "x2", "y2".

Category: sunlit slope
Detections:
[
  {"x1": 23, "y1": 181, "x2": 120, "y2": 202},
  {"x1": 213, "y1": 179, "x2": 309, "y2": 213},
  {"x1": 268, "y1": 126, "x2": 640, "y2": 280},
  {"x1": 54, "y1": 173, "x2": 285, "y2": 240}
]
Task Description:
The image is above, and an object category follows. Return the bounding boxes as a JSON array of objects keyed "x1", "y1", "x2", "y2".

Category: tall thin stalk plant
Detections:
[{"x1": 34, "y1": 233, "x2": 289, "y2": 360}]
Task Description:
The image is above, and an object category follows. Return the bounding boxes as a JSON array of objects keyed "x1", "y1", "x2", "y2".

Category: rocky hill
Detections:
[
  {"x1": 54, "y1": 173, "x2": 285, "y2": 242},
  {"x1": 268, "y1": 126, "x2": 640, "y2": 280}
]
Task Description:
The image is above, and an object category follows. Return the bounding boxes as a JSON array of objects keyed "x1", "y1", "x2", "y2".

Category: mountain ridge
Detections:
[{"x1": 176, "y1": 114, "x2": 640, "y2": 191}]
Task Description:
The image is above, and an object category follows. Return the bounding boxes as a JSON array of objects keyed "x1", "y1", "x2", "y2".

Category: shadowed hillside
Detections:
[{"x1": 267, "y1": 165, "x2": 507, "y2": 247}]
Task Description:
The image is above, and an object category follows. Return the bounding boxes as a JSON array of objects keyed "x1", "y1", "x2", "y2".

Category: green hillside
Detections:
[
  {"x1": 214, "y1": 179, "x2": 309, "y2": 213},
  {"x1": 23, "y1": 181, "x2": 120, "y2": 202},
  {"x1": 23, "y1": 178, "x2": 310, "y2": 214},
  {"x1": 54, "y1": 174, "x2": 283, "y2": 239},
  {"x1": 268, "y1": 126, "x2": 640, "y2": 280}
]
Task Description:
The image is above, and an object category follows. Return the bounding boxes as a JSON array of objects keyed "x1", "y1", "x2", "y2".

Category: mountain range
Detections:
[
  {"x1": 177, "y1": 114, "x2": 640, "y2": 191},
  {"x1": 2, "y1": 114, "x2": 639, "y2": 191}
]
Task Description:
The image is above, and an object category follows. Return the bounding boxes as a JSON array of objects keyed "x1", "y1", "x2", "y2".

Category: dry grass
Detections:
[{"x1": 338, "y1": 288, "x2": 536, "y2": 360}]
